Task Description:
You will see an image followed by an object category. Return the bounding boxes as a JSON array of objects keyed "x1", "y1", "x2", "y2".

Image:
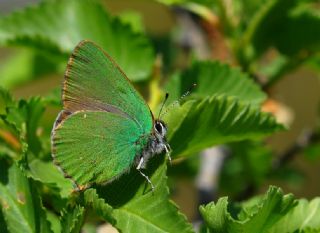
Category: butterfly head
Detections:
[
  {"x1": 154, "y1": 120, "x2": 167, "y2": 138},
  {"x1": 152, "y1": 119, "x2": 170, "y2": 158}
]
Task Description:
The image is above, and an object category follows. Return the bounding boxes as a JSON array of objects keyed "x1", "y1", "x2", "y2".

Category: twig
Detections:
[{"x1": 272, "y1": 129, "x2": 320, "y2": 170}]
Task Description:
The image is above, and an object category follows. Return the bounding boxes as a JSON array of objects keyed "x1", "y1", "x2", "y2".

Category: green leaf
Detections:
[
  {"x1": 269, "y1": 197, "x2": 320, "y2": 233},
  {"x1": 308, "y1": 54, "x2": 320, "y2": 73},
  {"x1": 42, "y1": 87, "x2": 61, "y2": 107},
  {"x1": 0, "y1": 49, "x2": 59, "y2": 89},
  {"x1": 0, "y1": 207, "x2": 9, "y2": 233},
  {"x1": 27, "y1": 159, "x2": 73, "y2": 198},
  {"x1": 0, "y1": 92, "x2": 49, "y2": 163},
  {"x1": 0, "y1": 0, "x2": 154, "y2": 81},
  {"x1": 233, "y1": 0, "x2": 265, "y2": 26},
  {"x1": 46, "y1": 211, "x2": 61, "y2": 233},
  {"x1": 165, "y1": 96, "x2": 283, "y2": 157},
  {"x1": 117, "y1": 11, "x2": 145, "y2": 33},
  {"x1": 4, "y1": 97, "x2": 45, "y2": 157},
  {"x1": 0, "y1": 49, "x2": 35, "y2": 89},
  {"x1": 0, "y1": 160, "x2": 53, "y2": 233},
  {"x1": 83, "y1": 189, "x2": 114, "y2": 225},
  {"x1": 93, "y1": 154, "x2": 195, "y2": 233},
  {"x1": 303, "y1": 228, "x2": 320, "y2": 233},
  {"x1": 112, "y1": 164, "x2": 193, "y2": 232},
  {"x1": 0, "y1": 86, "x2": 13, "y2": 115},
  {"x1": 60, "y1": 205, "x2": 85, "y2": 233},
  {"x1": 239, "y1": 0, "x2": 320, "y2": 63},
  {"x1": 166, "y1": 61, "x2": 266, "y2": 106},
  {"x1": 219, "y1": 141, "x2": 272, "y2": 195},
  {"x1": 200, "y1": 186, "x2": 297, "y2": 233},
  {"x1": 271, "y1": 3, "x2": 320, "y2": 56},
  {"x1": 304, "y1": 143, "x2": 320, "y2": 161},
  {"x1": 0, "y1": 86, "x2": 13, "y2": 107}
]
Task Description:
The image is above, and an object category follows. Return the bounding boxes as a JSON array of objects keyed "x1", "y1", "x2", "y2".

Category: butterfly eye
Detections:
[
  {"x1": 155, "y1": 122, "x2": 162, "y2": 134},
  {"x1": 155, "y1": 121, "x2": 167, "y2": 137}
]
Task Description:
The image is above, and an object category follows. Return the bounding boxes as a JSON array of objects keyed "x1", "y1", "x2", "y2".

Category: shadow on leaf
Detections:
[{"x1": 93, "y1": 153, "x2": 165, "y2": 207}]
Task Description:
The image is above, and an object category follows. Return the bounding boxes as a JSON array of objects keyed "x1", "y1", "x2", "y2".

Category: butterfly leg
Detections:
[
  {"x1": 136, "y1": 156, "x2": 155, "y2": 191},
  {"x1": 165, "y1": 144, "x2": 172, "y2": 165}
]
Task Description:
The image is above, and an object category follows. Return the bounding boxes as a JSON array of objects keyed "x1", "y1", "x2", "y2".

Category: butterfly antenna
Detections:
[
  {"x1": 158, "y1": 93, "x2": 169, "y2": 119},
  {"x1": 160, "y1": 83, "x2": 196, "y2": 119},
  {"x1": 180, "y1": 83, "x2": 197, "y2": 100}
]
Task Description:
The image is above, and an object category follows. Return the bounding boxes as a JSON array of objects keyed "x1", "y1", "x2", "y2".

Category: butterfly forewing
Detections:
[{"x1": 62, "y1": 40, "x2": 153, "y2": 131}]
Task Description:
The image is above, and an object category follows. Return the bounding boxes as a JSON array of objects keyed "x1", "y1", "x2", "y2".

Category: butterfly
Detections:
[{"x1": 51, "y1": 40, "x2": 171, "y2": 191}]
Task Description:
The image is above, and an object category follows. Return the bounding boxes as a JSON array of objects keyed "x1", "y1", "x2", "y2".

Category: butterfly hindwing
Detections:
[{"x1": 52, "y1": 110, "x2": 149, "y2": 186}]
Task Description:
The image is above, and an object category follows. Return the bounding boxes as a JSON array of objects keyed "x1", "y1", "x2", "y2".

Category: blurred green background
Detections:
[{"x1": 1, "y1": 0, "x2": 320, "y2": 223}]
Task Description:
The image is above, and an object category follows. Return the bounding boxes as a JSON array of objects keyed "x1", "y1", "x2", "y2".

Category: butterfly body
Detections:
[
  {"x1": 51, "y1": 40, "x2": 170, "y2": 190},
  {"x1": 137, "y1": 120, "x2": 170, "y2": 169}
]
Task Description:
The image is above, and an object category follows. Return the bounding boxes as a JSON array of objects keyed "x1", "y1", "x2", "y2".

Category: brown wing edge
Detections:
[
  {"x1": 62, "y1": 39, "x2": 155, "y2": 124},
  {"x1": 51, "y1": 110, "x2": 89, "y2": 191}
]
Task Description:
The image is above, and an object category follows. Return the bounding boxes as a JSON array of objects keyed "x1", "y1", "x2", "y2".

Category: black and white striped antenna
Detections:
[
  {"x1": 159, "y1": 83, "x2": 196, "y2": 120},
  {"x1": 157, "y1": 92, "x2": 169, "y2": 119}
]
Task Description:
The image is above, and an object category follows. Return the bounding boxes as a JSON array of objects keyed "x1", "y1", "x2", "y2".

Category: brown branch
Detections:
[{"x1": 272, "y1": 129, "x2": 320, "y2": 170}]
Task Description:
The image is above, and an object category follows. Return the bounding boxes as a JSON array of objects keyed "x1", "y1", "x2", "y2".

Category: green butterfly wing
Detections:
[
  {"x1": 62, "y1": 40, "x2": 153, "y2": 130},
  {"x1": 51, "y1": 40, "x2": 153, "y2": 187},
  {"x1": 52, "y1": 111, "x2": 148, "y2": 186}
]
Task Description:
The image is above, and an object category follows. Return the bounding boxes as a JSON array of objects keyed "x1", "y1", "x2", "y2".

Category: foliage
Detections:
[
  {"x1": 200, "y1": 186, "x2": 297, "y2": 233},
  {"x1": 0, "y1": 0, "x2": 154, "y2": 82},
  {"x1": 200, "y1": 187, "x2": 320, "y2": 233},
  {"x1": 0, "y1": 0, "x2": 320, "y2": 232}
]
